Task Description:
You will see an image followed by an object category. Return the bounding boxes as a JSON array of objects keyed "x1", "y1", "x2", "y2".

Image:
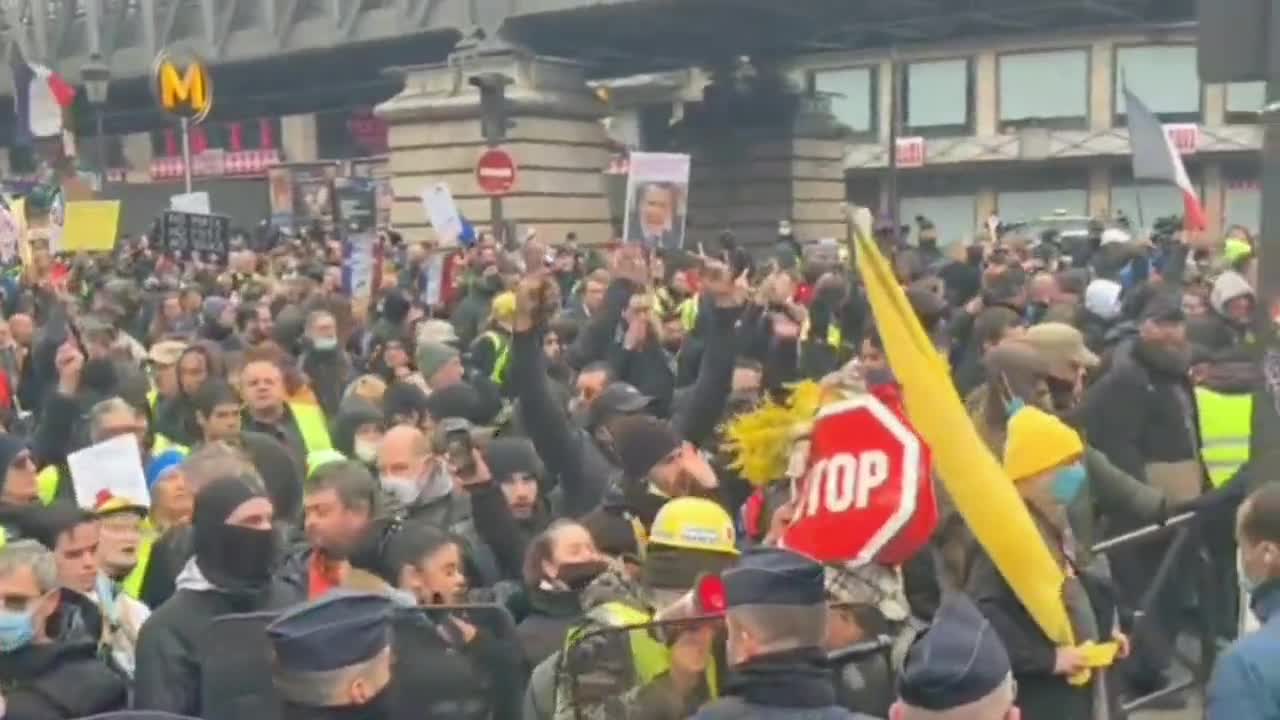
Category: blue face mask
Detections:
[
  {"x1": 0, "y1": 608, "x2": 36, "y2": 652},
  {"x1": 1005, "y1": 397, "x2": 1026, "y2": 419},
  {"x1": 1051, "y1": 463, "x2": 1087, "y2": 504}
]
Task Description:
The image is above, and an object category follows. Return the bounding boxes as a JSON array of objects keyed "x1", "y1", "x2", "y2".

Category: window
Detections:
[
  {"x1": 904, "y1": 59, "x2": 971, "y2": 135},
  {"x1": 900, "y1": 195, "x2": 976, "y2": 245},
  {"x1": 1226, "y1": 82, "x2": 1265, "y2": 123},
  {"x1": 998, "y1": 50, "x2": 1088, "y2": 129},
  {"x1": 811, "y1": 66, "x2": 876, "y2": 136},
  {"x1": 1110, "y1": 182, "x2": 1194, "y2": 228},
  {"x1": 1224, "y1": 181, "x2": 1260, "y2": 233},
  {"x1": 997, "y1": 188, "x2": 1087, "y2": 220},
  {"x1": 1114, "y1": 45, "x2": 1200, "y2": 123}
]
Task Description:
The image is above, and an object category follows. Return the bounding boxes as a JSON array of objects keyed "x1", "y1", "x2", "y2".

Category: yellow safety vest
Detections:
[
  {"x1": 479, "y1": 331, "x2": 511, "y2": 385},
  {"x1": 147, "y1": 389, "x2": 159, "y2": 411},
  {"x1": 679, "y1": 296, "x2": 699, "y2": 333},
  {"x1": 1195, "y1": 387, "x2": 1252, "y2": 488},
  {"x1": 290, "y1": 401, "x2": 333, "y2": 455},
  {"x1": 121, "y1": 534, "x2": 154, "y2": 599},
  {"x1": 799, "y1": 317, "x2": 844, "y2": 350},
  {"x1": 38, "y1": 438, "x2": 191, "y2": 505},
  {"x1": 561, "y1": 601, "x2": 718, "y2": 704}
]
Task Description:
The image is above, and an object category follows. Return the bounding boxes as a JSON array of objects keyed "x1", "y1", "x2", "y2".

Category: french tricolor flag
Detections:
[
  {"x1": 1124, "y1": 87, "x2": 1207, "y2": 232},
  {"x1": 11, "y1": 46, "x2": 75, "y2": 142}
]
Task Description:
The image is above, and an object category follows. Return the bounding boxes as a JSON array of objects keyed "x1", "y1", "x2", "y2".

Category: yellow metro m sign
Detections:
[{"x1": 152, "y1": 51, "x2": 213, "y2": 122}]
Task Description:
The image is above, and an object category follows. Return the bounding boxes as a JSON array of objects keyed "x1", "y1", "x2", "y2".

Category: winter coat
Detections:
[
  {"x1": 691, "y1": 648, "x2": 873, "y2": 720},
  {"x1": 1081, "y1": 339, "x2": 1205, "y2": 503},
  {"x1": 1207, "y1": 579, "x2": 1280, "y2": 719},
  {"x1": 132, "y1": 559, "x2": 305, "y2": 715},
  {"x1": 516, "y1": 586, "x2": 585, "y2": 670},
  {"x1": 0, "y1": 639, "x2": 127, "y2": 719}
]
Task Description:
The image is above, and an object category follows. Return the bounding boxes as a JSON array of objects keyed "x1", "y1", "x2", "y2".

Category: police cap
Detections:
[
  {"x1": 266, "y1": 591, "x2": 393, "y2": 676},
  {"x1": 721, "y1": 546, "x2": 824, "y2": 608}
]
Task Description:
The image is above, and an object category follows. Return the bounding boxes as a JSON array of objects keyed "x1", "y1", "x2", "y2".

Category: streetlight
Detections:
[{"x1": 80, "y1": 54, "x2": 111, "y2": 180}]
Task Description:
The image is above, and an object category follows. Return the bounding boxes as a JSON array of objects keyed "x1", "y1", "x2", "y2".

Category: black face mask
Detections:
[
  {"x1": 1045, "y1": 376, "x2": 1077, "y2": 412},
  {"x1": 556, "y1": 560, "x2": 609, "y2": 592},
  {"x1": 195, "y1": 523, "x2": 277, "y2": 593}
]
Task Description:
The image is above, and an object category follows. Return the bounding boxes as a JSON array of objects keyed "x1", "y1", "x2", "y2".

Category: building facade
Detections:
[{"x1": 790, "y1": 26, "x2": 1261, "y2": 242}]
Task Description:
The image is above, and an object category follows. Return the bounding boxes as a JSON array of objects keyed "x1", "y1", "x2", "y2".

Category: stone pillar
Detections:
[
  {"x1": 974, "y1": 50, "x2": 998, "y2": 137},
  {"x1": 1088, "y1": 41, "x2": 1113, "y2": 132},
  {"x1": 376, "y1": 45, "x2": 613, "y2": 245},
  {"x1": 1203, "y1": 161, "x2": 1225, "y2": 232},
  {"x1": 281, "y1": 113, "x2": 319, "y2": 163},
  {"x1": 1087, "y1": 164, "x2": 1111, "y2": 218},
  {"x1": 686, "y1": 98, "x2": 848, "y2": 249}
]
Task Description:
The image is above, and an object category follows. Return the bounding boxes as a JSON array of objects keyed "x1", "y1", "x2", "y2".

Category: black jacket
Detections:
[
  {"x1": 0, "y1": 640, "x2": 128, "y2": 719},
  {"x1": 393, "y1": 608, "x2": 525, "y2": 720},
  {"x1": 513, "y1": 292, "x2": 739, "y2": 520},
  {"x1": 133, "y1": 571, "x2": 304, "y2": 715},
  {"x1": 300, "y1": 347, "x2": 354, "y2": 419},
  {"x1": 1082, "y1": 338, "x2": 1204, "y2": 499},
  {"x1": 515, "y1": 586, "x2": 583, "y2": 670},
  {"x1": 691, "y1": 648, "x2": 871, "y2": 720}
]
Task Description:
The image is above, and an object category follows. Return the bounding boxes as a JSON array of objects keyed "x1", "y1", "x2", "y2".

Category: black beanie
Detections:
[
  {"x1": 483, "y1": 438, "x2": 544, "y2": 484},
  {"x1": 425, "y1": 383, "x2": 484, "y2": 425},
  {"x1": 194, "y1": 475, "x2": 261, "y2": 533},
  {"x1": 608, "y1": 415, "x2": 681, "y2": 481},
  {"x1": 383, "y1": 381, "x2": 429, "y2": 421},
  {"x1": 22, "y1": 501, "x2": 93, "y2": 550}
]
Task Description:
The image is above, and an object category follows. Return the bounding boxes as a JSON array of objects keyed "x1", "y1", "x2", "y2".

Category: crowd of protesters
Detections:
[{"x1": 0, "y1": 209, "x2": 1271, "y2": 720}]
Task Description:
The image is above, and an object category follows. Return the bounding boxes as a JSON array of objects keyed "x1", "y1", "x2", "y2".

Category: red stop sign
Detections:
[
  {"x1": 475, "y1": 148, "x2": 518, "y2": 195},
  {"x1": 782, "y1": 391, "x2": 936, "y2": 565}
]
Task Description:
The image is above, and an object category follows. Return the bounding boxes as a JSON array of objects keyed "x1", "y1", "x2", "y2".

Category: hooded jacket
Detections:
[
  {"x1": 0, "y1": 636, "x2": 128, "y2": 719},
  {"x1": 1197, "y1": 270, "x2": 1256, "y2": 351},
  {"x1": 329, "y1": 397, "x2": 384, "y2": 460}
]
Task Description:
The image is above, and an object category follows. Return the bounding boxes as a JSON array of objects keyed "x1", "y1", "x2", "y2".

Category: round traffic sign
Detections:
[{"x1": 475, "y1": 149, "x2": 518, "y2": 195}]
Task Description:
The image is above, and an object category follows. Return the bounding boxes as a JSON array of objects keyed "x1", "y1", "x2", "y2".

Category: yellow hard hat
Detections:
[
  {"x1": 491, "y1": 291, "x2": 517, "y2": 323},
  {"x1": 648, "y1": 497, "x2": 739, "y2": 555}
]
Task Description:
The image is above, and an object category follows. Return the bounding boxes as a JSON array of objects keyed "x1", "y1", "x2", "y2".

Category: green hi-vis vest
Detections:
[
  {"x1": 1195, "y1": 387, "x2": 1252, "y2": 488},
  {"x1": 480, "y1": 331, "x2": 512, "y2": 384},
  {"x1": 560, "y1": 601, "x2": 718, "y2": 707},
  {"x1": 290, "y1": 401, "x2": 333, "y2": 455}
]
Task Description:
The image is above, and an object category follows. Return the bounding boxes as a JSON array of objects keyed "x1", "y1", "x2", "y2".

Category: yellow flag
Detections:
[{"x1": 851, "y1": 223, "x2": 1076, "y2": 648}]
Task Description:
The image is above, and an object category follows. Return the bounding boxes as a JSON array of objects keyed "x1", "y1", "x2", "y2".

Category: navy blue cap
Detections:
[
  {"x1": 266, "y1": 591, "x2": 393, "y2": 674},
  {"x1": 897, "y1": 594, "x2": 1012, "y2": 711},
  {"x1": 722, "y1": 546, "x2": 824, "y2": 607}
]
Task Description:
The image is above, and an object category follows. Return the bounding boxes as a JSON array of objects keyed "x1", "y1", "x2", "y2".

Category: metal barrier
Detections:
[{"x1": 1088, "y1": 511, "x2": 1222, "y2": 713}]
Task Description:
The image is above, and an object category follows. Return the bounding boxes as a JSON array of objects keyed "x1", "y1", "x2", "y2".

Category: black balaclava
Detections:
[{"x1": 193, "y1": 475, "x2": 277, "y2": 593}]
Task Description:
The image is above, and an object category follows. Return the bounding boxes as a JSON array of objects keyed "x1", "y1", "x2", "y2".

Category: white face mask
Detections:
[
  {"x1": 381, "y1": 475, "x2": 420, "y2": 505},
  {"x1": 354, "y1": 438, "x2": 380, "y2": 464},
  {"x1": 312, "y1": 336, "x2": 338, "y2": 351}
]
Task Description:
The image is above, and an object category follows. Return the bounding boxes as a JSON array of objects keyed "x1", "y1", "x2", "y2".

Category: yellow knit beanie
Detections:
[{"x1": 1003, "y1": 406, "x2": 1084, "y2": 483}]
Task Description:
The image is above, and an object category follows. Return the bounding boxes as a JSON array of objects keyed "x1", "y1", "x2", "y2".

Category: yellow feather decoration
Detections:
[{"x1": 722, "y1": 380, "x2": 825, "y2": 487}]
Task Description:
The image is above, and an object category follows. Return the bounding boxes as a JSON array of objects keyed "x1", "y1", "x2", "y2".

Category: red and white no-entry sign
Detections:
[
  {"x1": 476, "y1": 148, "x2": 518, "y2": 195},
  {"x1": 782, "y1": 389, "x2": 936, "y2": 565}
]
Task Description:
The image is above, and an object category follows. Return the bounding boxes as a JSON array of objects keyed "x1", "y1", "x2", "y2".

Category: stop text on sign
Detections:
[{"x1": 796, "y1": 450, "x2": 890, "y2": 517}]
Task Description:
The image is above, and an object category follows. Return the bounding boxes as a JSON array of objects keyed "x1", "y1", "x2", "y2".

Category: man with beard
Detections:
[
  {"x1": 605, "y1": 413, "x2": 720, "y2": 529},
  {"x1": 133, "y1": 473, "x2": 304, "y2": 714},
  {"x1": 265, "y1": 591, "x2": 396, "y2": 720},
  {"x1": 1081, "y1": 291, "x2": 1203, "y2": 704},
  {"x1": 285, "y1": 460, "x2": 381, "y2": 599},
  {"x1": 468, "y1": 438, "x2": 551, "y2": 582}
]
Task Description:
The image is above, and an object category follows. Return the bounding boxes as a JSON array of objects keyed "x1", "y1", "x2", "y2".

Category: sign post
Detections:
[{"x1": 152, "y1": 49, "x2": 213, "y2": 193}]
